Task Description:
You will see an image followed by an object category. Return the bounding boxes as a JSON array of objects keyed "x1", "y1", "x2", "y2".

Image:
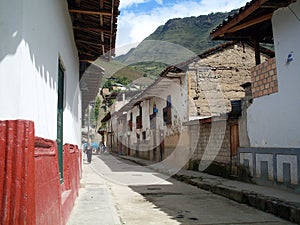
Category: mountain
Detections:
[
  {"x1": 115, "y1": 10, "x2": 237, "y2": 79},
  {"x1": 145, "y1": 11, "x2": 234, "y2": 54}
]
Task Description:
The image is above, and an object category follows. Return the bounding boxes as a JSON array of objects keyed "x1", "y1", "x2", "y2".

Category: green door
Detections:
[{"x1": 57, "y1": 62, "x2": 64, "y2": 182}]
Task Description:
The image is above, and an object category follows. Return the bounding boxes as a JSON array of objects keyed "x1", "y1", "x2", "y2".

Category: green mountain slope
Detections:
[
  {"x1": 145, "y1": 11, "x2": 233, "y2": 54},
  {"x1": 115, "y1": 10, "x2": 237, "y2": 78}
]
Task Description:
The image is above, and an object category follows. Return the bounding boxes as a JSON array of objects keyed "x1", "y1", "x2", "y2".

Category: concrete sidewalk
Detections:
[
  {"x1": 67, "y1": 158, "x2": 121, "y2": 225},
  {"x1": 119, "y1": 155, "x2": 300, "y2": 224}
]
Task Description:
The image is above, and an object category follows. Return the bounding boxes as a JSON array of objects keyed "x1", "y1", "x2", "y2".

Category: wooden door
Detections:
[
  {"x1": 230, "y1": 124, "x2": 239, "y2": 157},
  {"x1": 230, "y1": 123, "x2": 239, "y2": 175},
  {"x1": 57, "y1": 62, "x2": 64, "y2": 182}
]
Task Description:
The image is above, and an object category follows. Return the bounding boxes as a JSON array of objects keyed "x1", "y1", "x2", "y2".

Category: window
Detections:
[
  {"x1": 167, "y1": 95, "x2": 171, "y2": 107},
  {"x1": 150, "y1": 104, "x2": 157, "y2": 129},
  {"x1": 142, "y1": 131, "x2": 146, "y2": 140},
  {"x1": 136, "y1": 105, "x2": 143, "y2": 129},
  {"x1": 163, "y1": 95, "x2": 172, "y2": 126},
  {"x1": 163, "y1": 107, "x2": 172, "y2": 125},
  {"x1": 128, "y1": 113, "x2": 133, "y2": 131},
  {"x1": 136, "y1": 116, "x2": 142, "y2": 129}
]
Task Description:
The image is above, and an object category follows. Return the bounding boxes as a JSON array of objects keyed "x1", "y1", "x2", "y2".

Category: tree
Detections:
[
  {"x1": 116, "y1": 77, "x2": 131, "y2": 85},
  {"x1": 102, "y1": 76, "x2": 131, "y2": 91}
]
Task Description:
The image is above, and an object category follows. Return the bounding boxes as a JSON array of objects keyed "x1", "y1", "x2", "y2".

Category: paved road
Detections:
[{"x1": 76, "y1": 154, "x2": 295, "y2": 225}]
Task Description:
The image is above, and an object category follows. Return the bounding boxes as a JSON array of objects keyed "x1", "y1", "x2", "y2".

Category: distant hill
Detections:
[
  {"x1": 145, "y1": 11, "x2": 235, "y2": 54},
  {"x1": 115, "y1": 10, "x2": 237, "y2": 78}
]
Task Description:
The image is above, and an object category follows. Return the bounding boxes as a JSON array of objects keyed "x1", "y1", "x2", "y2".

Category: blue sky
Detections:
[{"x1": 116, "y1": 0, "x2": 250, "y2": 55}]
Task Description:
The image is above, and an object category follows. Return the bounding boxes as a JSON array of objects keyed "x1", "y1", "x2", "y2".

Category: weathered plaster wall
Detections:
[
  {"x1": 188, "y1": 43, "x2": 268, "y2": 117},
  {"x1": 124, "y1": 74, "x2": 190, "y2": 161}
]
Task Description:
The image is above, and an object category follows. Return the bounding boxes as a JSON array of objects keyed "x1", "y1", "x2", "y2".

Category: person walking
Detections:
[{"x1": 86, "y1": 142, "x2": 93, "y2": 163}]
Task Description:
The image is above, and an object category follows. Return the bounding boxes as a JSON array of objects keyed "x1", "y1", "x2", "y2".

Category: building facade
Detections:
[
  {"x1": 106, "y1": 42, "x2": 271, "y2": 176},
  {"x1": 211, "y1": 0, "x2": 300, "y2": 191},
  {"x1": 0, "y1": 0, "x2": 120, "y2": 224}
]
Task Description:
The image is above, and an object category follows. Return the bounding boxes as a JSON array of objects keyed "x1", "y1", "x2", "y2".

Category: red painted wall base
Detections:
[
  {"x1": 0, "y1": 120, "x2": 36, "y2": 225},
  {"x1": 0, "y1": 120, "x2": 81, "y2": 225}
]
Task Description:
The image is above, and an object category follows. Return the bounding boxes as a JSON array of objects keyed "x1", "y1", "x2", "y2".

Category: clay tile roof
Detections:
[
  {"x1": 210, "y1": 0, "x2": 296, "y2": 43},
  {"x1": 159, "y1": 40, "x2": 274, "y2": 75}
]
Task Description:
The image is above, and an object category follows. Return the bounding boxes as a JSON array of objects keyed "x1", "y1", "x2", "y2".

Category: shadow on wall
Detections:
[
  {"x1": 0, "y1": 2, "x2": 23, "y2": 63},
  {"x1": 0, "y1": 1, "x2": 80, "y2": 122},
  {"x1": 0, "y1": 2, "x2": 56, "y2": 91}
]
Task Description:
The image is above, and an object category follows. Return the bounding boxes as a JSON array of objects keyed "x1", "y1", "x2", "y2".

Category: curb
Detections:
[
  {"x1": 173, "y1": 174, "x2": 300, "y2": 224},
  {"x1": 120, "y1": 155, "x2": 300, "y2": 224}
]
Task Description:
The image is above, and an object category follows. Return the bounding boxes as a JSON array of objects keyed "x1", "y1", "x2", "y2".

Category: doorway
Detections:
[{"x1": 57, "y1": 61, "x2": 64, "y2": 182}]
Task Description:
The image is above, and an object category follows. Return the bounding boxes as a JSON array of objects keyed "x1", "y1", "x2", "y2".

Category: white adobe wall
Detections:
[
  {"x1": 141, "y1": 100, "x2": 150, "y2": 129},
  {"x1": 247, "y1": 1, "x2": 300, "y2": 148},
  {"x1": 0, "y1": 0, "x2": 81, "y2": 145},
  {"x1": 155, "y1": 97, "x2": 165, "y2": 130},
  {"x1": 157, "y1": 76, "x2": 189, "y2": 133}
]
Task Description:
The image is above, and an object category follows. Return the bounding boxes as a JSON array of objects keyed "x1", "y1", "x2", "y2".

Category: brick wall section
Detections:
[{"x1": 251, "y1": 57, "x2": 278, "y2": 98}]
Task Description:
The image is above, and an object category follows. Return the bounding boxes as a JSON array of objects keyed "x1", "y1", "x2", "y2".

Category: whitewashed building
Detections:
[
  {"x1": 110, "y1": 68, "x2": 190, "y2": 163},
  {"x1": 106, "y1": 41, "x2": 269, "y2": 172},
  {"x1": 0, "y1": 0, "x2": 119, "y2": 224},
  {"x1": 211, "y1": 0, "x2": 300, "y2": 191}
]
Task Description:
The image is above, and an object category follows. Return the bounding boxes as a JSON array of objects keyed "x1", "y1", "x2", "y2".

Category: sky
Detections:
[{"x1": 115, "y1": 0, "x2": 250, "y2": 55}]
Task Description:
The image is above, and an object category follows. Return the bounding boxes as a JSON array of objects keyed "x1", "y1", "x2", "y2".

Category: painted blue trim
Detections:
[
  {"x1": 239, "y1": 147, "x2": 300, "y2": 154},
  {"x1": 238, "y1": 147, "x2": 300, "y2": 191}
]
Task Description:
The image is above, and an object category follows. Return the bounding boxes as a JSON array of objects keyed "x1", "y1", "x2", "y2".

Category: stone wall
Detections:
[{"x1": 188, "y1": 43, "x2": 269, "y2": 117}]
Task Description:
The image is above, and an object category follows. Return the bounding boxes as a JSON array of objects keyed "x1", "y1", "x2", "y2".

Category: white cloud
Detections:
[
  {"x1": 116, "y1": 0, "x2": 249, "y2": 55},
  {"x1": 119, "y1": 0, "x2": 150, "y2": 9},
  {"x1": 155, "y1": 0, "x2": 163, "y2": 4}
]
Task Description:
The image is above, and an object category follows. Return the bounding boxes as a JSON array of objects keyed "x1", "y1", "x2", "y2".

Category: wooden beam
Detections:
[
  {"x1": 109, "y1": 0, "x2": 115, "y2": 58},
  {"x1": 78, "y1": 51, "x2": 94, "y2": 57},
  {"x1": 210, "y1": 0, "x2": 270, "y2": 39},
  {"x1": 75, "y1": 32, "x2": 102, "y2": 41},
  {"x1": 261, "y1": 0, "x2": 297, "y2": 8},
  {"x1": 211, "y1": 0, "x2": 297, "y2": 39},
  {"x1": 73, "y1": 26, "x2": 111, "y2": 33},
  {"x1": 227, "y1": 13, "x2": 273, "y2": 33},
  {"x1": 100, "y1": 1, "x2": 105, "y2": 55},
  {"x1": 80, "y1": 59, "x2": 97, "y2": 62},
  {"x1": 76, "y1": 40, "x2": 104, "y2": 47},
  {"x1": 69, "y1": 9, "x2": 112, "y2": 16},
  {"x1": 78, "y1": 43, "x2": 100, "y2": 55},
  {"x1": 79, "y1": 45, "x2": 101, "y2": 56},
  {"x1": 254, "y1": 39, "x2": 261, "y2": 65}
]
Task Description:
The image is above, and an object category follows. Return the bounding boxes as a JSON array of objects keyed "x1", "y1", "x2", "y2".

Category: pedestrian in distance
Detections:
[
  {"x1": 86, "y1": 142, "x2": 93, "y2": 163},
  {"x1": 99, "y1": 141, "x2": 106, "y2": 154}
]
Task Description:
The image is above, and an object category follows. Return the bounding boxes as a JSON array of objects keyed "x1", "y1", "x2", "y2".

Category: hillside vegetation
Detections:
[{"x1": 115, "y1": 10, "x2": 236, "y2": 79}]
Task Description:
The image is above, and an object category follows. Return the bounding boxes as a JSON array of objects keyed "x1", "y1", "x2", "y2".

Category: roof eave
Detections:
[{"x1": 210, "y1": 0, "x2": 296, "y2": 41}]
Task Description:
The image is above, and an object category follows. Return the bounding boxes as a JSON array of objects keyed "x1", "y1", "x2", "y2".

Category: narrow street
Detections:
[{"x1": 68, "y1": 154, "x2": 294, "y2": 225}]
